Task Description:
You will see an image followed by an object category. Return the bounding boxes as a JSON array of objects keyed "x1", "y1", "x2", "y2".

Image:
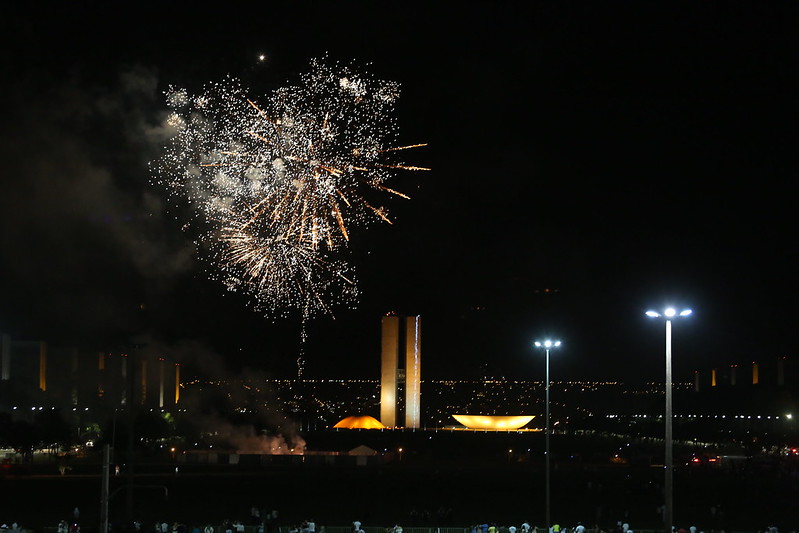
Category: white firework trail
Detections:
[{"x1": 153, "y1": 57, "x2": 428, "y2": 318}]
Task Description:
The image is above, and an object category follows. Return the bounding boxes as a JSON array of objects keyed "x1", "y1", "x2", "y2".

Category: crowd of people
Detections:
[
  {"x1": 41, "y1": 509, "x2": 790, "y2": 533},
  {"x1": 46, "y1": 518, "x2": 789, "y2": 533},
  {"x1": 463, "y1": 521, "x2": 787, "y2": 533}
]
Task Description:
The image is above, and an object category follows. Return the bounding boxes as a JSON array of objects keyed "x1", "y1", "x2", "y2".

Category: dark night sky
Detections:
[{"x1": 1, "y1": 3, "x2": 797, "y2": 383}]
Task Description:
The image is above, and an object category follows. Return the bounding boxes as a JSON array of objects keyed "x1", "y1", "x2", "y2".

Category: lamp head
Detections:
[
  {"x1": 646, "y1": 308, "x2": 692, "y2": 319},
  {"x1": 535, "y1": 339, "x2": 561, "y2": 349}
]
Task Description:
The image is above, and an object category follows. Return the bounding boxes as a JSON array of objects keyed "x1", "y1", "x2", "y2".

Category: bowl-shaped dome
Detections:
[{"x1": 452, "y1": 414, "x2": 535, "y2": 430}]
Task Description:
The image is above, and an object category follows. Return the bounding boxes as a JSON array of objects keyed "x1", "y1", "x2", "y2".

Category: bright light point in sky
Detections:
[
  {"x1": 664, "y1": 308, "x2": 677, "y2": 317},
  {"x1": 258, "y1": 54, "x2": 267, "y2": 62}
]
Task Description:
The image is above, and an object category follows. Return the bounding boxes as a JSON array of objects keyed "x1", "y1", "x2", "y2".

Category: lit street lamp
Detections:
[
  {"x1": 646, "y1": 307, "x2": 692, "y2": 533},
  {"x1": 534, "y1": 339, "x2": 561, "y2": 530}
]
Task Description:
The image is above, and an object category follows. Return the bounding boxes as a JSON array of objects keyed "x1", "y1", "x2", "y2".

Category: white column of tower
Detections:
[
  {"x1": 174, "y1": 363, "x2": 180, "y2": 405},
  {"x1": 159, "y1": 358, "x2": 165, "y2": 408},
  {"x1": 404, "y1": 316, "x2": 421, "y2": 428}
]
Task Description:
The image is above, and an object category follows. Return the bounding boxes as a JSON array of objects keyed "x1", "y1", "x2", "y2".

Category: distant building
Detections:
[
  {"x1": 0, "y1": 332, "x2": 180, "y2": 411},
  {"x1": 1, "y1": 333, "x2": 11, "y2": 381},
  {"x1": 380, "y1": 315, "x2": 421, "y2": 428}
]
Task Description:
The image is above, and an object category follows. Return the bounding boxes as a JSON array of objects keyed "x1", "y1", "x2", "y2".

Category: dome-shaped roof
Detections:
[{"x1": 333, "y1": 415, "x2": 386, "y2": 429}]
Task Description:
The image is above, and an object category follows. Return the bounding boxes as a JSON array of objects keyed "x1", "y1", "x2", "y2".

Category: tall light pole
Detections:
[
  {"x1": 534, "y1": 339, "x2": 561, "y2": 530},
  {"x1": 646, "y1": 307, "x2": 692, "y2": 533}
]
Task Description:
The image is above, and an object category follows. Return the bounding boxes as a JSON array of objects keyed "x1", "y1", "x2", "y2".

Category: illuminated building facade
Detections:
[
  {"x1": 693, "y1": 358, "x2": 793, "y2": 390},
  {"x1": 380, "y1": 315, "x2": 421, "y2": 428},
  {"x1": 0, "y1": 338, "x2": 49, "y2": 392},
  {"x1": 0, "y1": 332, "x2": 181, "y2": 411}
]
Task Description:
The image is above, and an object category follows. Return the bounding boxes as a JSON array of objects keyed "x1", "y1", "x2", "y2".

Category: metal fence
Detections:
[
  {"x1": 36, "y1": 526, "x2": 761, "y2": 533},
  {"x1": 274, "y1": 528, "x2": 637, "y2": 533},
  {"x1": 311, "y1": 528, "x2": 470, "y2": 533},
  {"x1": 272, "y1": 528, "x2": 756, "y2": 533}
]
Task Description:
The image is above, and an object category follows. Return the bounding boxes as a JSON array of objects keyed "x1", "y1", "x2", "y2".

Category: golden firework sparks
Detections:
[{"x1": 154, "y1": 57, "x2": 428, "y2": 318}]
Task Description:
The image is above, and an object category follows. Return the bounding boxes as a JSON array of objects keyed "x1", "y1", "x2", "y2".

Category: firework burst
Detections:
[{"x1": 153, "y1": 57, "x2": 428, "y2": 318}]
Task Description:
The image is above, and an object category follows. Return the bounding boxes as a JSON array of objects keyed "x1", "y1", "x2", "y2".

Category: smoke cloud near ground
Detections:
[
  {"x1": 195, "y1": 416, "x2": 307, "y2": 455},
  {"x1": 138, "y1": 337, "x2": 306, "y2": 454}
]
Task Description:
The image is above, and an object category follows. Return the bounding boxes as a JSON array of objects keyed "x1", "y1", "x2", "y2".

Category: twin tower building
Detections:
[{"x1": 380, "y1": 315, "x2": 421, "y2": 428}]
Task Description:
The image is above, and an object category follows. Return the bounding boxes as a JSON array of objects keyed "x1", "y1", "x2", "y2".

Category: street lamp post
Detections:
[
  {"x1": 534, "y1": 339, "x2": 561, "y2": 530},
  {"x1": 646, "y1": 307, "x2": 692, "y2": 533}
]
